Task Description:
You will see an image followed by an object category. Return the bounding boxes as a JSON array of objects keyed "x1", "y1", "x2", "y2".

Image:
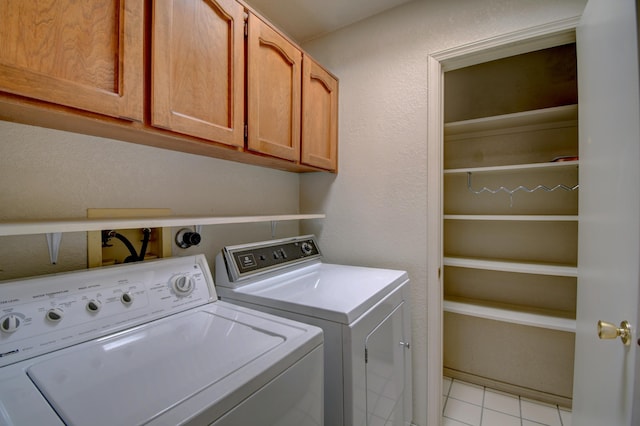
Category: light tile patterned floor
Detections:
[{"x1": 442, "y1": 377, "x2": 572, "y2": 426}]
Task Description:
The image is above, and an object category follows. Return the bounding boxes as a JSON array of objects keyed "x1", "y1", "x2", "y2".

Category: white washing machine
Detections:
[
  {"x1": 0, "y1": 254, "x2": 323, "y2": 426},
  {"x1": 215, "y1": 235, "x2": 412, "y2": 426}
]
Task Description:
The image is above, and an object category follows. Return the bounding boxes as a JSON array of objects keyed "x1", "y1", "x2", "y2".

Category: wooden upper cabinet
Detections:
[
  {"x1": 302, "y1": 56, "x2": 338, "y2": 171},
  {"x1": 247, "y1": 13, "x2": 302, "y2": 162},
  {"x1": 0, "y1": 1, "x2": 337, "y2": 172},
  {"x1": 152, "y1": 0, "x2": 244, "y2": 147},
  {"x1": 0, "y1": 0, "x2": 144, "y2": 121}
]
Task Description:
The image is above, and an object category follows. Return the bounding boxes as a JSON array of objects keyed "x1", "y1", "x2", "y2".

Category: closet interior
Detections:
[{"x1": 442, "y1": 42, "x2": 579, "y2": 407}]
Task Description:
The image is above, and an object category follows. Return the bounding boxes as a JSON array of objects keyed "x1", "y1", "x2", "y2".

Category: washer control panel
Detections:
[
  {"x1": 0, "y1": 255, "x2": 215, "y2": 367},
  {"x1": 222, "y1": 235, "x2": 322, "y2": 282}
]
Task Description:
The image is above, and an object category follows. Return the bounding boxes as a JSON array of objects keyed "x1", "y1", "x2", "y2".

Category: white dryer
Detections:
[
  {"x1": 215, "y1": 235, "x2": 412, "y2": 426},
  {"x1": 0, "y1": 254, "x2": 323, "y2": 426}
]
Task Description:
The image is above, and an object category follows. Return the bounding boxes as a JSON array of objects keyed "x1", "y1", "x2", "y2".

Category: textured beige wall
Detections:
[
  {"x1": 0, "y1": 121, "x2": 301, "y2": 279},
  {"x1": 299, "y1": 1, "x2": 587, "y2": 424}
]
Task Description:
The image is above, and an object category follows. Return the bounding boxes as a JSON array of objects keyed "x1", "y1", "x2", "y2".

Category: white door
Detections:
[{"x1": 572, "y1": 0, "x2": 640, "y2": 424}]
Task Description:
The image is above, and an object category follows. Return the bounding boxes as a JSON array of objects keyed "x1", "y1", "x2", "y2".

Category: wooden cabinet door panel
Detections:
[
  {"x1": 302, "y1": 56, "x2": 338, "y2": 171},
  {"x1": 152, "y1": 0, "x2": 244, "y2": 147},
  {"x1": 247, "y1": 13, "x2": 301, "y2": 162},
  {"x1": 0, "y1": 0, "x2": 143, "y2": 121}
]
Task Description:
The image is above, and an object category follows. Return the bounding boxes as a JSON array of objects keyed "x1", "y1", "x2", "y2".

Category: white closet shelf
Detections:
[
  {"x1": 0, "y1": 214, "x2": 326, "y2": 237},
  {"x1": 444, "y1": 299, "x2": 576, "y2": 332},
  {"x1": 443, "y1": 256, "x2": 577, "y2": 277},
  {"x1": 444, "y1": 160, "x2": 578, "y2": 175},
  {"x1": 444, "y1": 104, "x2": 578, "y2": 139},
  {"x1": 444, "y1": 215, "x2": 578, "y2": 221}
]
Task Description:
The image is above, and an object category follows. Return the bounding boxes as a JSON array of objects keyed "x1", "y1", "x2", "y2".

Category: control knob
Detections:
[
  {"x1": 301, "y1": 242, "x2": 314, "y2": 255},
  {"x1": 86, "y1": 299, "x2": 102, "y2": 313},
  {"x1": 46, "y1": 308, "x2": 64, "y2": 323},
  {"x1": 0, "y1": 314, "x2": 22, "y2": 333},
  {"x1": 172, "y1": 274, "x2": 194, "y2": 296},
  {"x1": 121, "y1": 292, "x2": 134, "y2": 305}
]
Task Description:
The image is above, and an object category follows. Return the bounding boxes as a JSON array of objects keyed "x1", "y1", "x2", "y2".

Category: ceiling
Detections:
[{"x1": 243, "y1": 0, "x2": 414, "y2": 43}]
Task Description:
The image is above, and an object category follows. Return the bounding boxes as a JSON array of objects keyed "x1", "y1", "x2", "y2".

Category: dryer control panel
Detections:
[
  {"x1": 220, "y1": 235, "x2": 322, "y2": 283},
  {"x1": 0, "y1": 255, "x2": 215, "y2": 367}
]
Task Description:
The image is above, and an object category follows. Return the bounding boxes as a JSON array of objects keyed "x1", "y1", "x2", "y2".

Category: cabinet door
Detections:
[
  {"x1": 247, "y1": 13, "x2": 302, "y2": 162},
  {"x1": 0, "y1": 0, "x2": 143, "y2": 121},
  {"x1": 152, "y1": 0, "x2": 244, "y2": 147},
  {"x1": 365, "y1": 301, "x2": 410, "y2": 426},
  {"x1": 302, "y1": 56, "x2": 338, "y2": 171}
]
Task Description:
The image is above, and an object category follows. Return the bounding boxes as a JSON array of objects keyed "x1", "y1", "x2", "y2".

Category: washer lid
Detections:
[
  {"x1": 27, "y1": 310, "x2": 285, "y2": 426},
  {"x1": 221, "y1": 263, "x2": 408, "y2": 324}
]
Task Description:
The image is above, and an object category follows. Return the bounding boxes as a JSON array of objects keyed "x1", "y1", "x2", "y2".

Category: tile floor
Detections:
[{"x1": 442, "y1": 377, "x2": 571, "y2": 426}]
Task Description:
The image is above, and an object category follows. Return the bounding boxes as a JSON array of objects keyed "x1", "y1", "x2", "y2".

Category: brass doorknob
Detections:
[{"x1": 597, "y1": 320, "x2": 632, "y2": 346}]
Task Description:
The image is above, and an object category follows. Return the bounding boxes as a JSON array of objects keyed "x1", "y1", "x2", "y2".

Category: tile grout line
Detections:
[
  {"x1": 444, "y1": 379, "x2": 479, "y2": 426},
  {"x1": 479, "y1": 383, "x2": 486, "y2": 426},
  {"x1": 481, "y1": 384, "x2": 526, "y2": 426},
  {"x1": 442, "y1": 378, "x2": 451, "y2": 416},
  {"x1": 557, "y1": 403, "x2": 564, "y2": 426},
  {"x1": 518, "y1": 394, "x2": 523, "y2": 426}
]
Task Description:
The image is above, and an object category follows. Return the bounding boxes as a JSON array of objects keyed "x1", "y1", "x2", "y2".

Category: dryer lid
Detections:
[
  {"x1": 220, "y1": 263, "x2": 408, "y2": 324},
  {"x1": 27, "y1": 310, "x2": 285, "y2": 426}
]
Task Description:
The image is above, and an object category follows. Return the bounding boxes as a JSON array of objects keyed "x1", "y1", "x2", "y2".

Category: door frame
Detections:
[{"x1": 425, "y1": 16, "x2": 580, "y2": 426}]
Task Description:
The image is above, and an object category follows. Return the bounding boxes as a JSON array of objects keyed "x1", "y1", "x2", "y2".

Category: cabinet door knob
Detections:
[{"x1": 597, "y1": 320, "x2": 632, "y2": 346}]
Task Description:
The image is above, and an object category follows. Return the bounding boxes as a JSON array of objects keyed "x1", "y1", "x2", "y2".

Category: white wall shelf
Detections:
[
  {"x1": 444, "y1": 104, "x2": 578, "y2": 140},
  {"x1": 444, "y1": 160, "x2": 578, "y2": 175},
  {"x1": 444, "y1": 299, "x2": 576, "y2": 332},
  {"x1": 444, "y1": 215, "x2": 578, "y2": 221},
  {"x1": 443, "y1": 256, "x2": 577, "y2": 277},
  {"x1": 0, "y1": 214, "x2": 326, "y2": 237}
]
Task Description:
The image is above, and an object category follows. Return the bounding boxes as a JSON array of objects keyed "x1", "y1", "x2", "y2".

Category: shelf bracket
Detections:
[{"x1": 46, "y1": 232, "x2": 62, "y2": 265}]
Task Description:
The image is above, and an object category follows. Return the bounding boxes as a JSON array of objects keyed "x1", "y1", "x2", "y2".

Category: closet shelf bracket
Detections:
[
  {"x1": 46, "y1": 232, "x2": 62, "y2": 265},
  {"x1": 467, "y1": 172, "x2": 579, "y2": 207}
]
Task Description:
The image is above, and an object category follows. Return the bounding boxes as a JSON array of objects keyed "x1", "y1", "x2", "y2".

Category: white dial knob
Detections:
[
  {"x1": 86, "y1": 299, "x2": 102, "y2": 313},
  {"x1": 46, "y1": 308, "x2": 64, "y2": 323},
  {"x1": 0, "y1": 314, "x2": 22, "y2": 333},
  {"x1": 172, "y1": 274, "x2": 194, "y2": 296}
]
